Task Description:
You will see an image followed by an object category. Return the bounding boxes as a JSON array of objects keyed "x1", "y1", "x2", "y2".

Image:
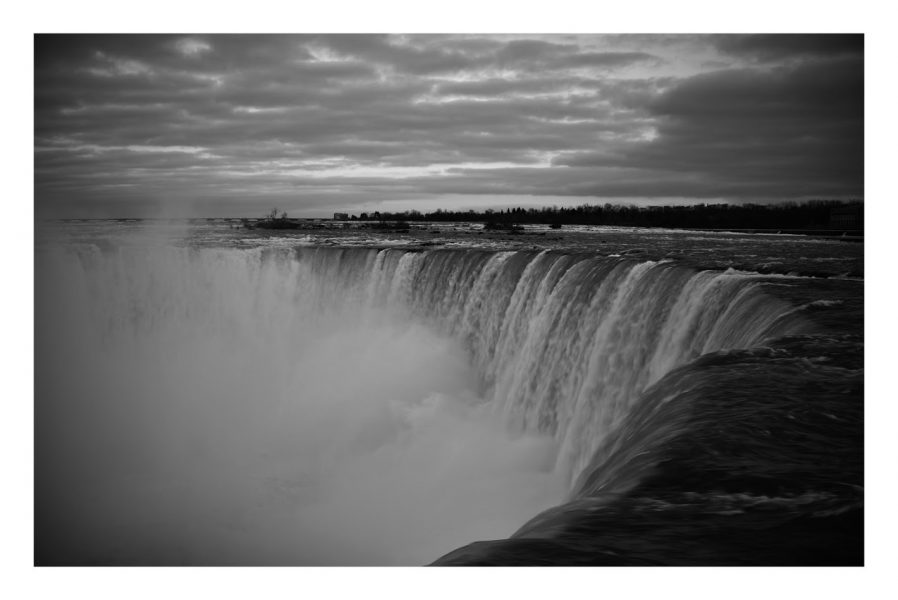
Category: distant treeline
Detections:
[{"x1": 354, "y1": 200, "x2": 863, "y2": 231}]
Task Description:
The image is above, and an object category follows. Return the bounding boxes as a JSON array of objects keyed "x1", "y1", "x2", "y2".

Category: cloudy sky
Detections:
[{"x1": 34, "y1": 34, "x2": 863, "y2": 218}]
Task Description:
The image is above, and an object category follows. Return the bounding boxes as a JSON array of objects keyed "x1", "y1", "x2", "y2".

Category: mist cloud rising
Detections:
[
  {"x1": 34, "y1": 34, "x2": 863, "y2": 217},
  {"x1": 35, "y1": 235, "x2": 564, "y2": 565}
]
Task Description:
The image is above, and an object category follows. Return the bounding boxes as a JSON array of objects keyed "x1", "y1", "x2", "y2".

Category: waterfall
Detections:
[
  {"x1": 41, "y1": 244, "x2": 807, "y2": 483},
  {"x1": 35, "y1": 242, "x2": 811, "y2": 564}
]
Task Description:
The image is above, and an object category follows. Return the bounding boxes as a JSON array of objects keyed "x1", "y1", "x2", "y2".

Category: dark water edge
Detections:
[{"x1": 433, "y1": 334, "x2": 863, "y2": 566}]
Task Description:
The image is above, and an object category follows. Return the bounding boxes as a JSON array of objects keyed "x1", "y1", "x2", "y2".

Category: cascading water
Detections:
[
  {"x1": 327, "y1": 247, "x2": 810, "y2": 485},
  {"x1": 35, "y1": 240, "x2": 821, "y2": 565}
]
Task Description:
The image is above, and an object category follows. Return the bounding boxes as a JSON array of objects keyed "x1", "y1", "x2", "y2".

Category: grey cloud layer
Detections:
[{"x1": 34, "y1": 34, "x2": 863, "y2": 216}]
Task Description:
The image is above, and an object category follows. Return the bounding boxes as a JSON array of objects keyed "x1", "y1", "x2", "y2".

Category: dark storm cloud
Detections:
[
  {"x1": 554, "y1": 54, "x2": 863, "y2": 199},
  {"x1": 34, "y1": 34, "x2": 863, "y2": 217},
  {"x1": 713, "y1": 33, "x2": 863, "y2": 62}
]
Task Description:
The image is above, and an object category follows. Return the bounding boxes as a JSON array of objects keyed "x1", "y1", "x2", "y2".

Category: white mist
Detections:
[{"x1": 35, "y1": 239, "x2": 565, "y2": 565}]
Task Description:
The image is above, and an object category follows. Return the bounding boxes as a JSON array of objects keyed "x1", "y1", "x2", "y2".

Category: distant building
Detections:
[
  {"x1": 829, "y1": 204, "x2": 863, "y2": 229},
  {"x1": 333, "y1": 212, "x2": 349, "y2": 220}
]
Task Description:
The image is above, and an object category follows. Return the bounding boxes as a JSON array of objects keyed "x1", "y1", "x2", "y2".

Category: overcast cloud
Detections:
[{"x1": 34, "y1": 34, "x2": 863, "y2": 217}]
